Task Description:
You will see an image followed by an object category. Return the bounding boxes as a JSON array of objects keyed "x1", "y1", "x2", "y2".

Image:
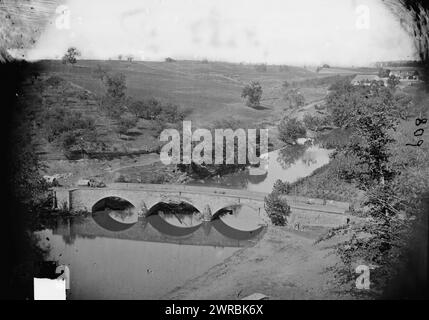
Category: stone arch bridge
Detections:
[
  {"x1": 53, "y1": 183, "x2": 271, "y2": 223},
  {"x1": 53, "y1": 183, "x2": 353, "y2": 227}
]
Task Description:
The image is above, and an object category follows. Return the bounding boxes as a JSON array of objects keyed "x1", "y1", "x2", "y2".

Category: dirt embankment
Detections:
[{"x1": 164, "y1": 227, "x2": 351, "y2": 300}]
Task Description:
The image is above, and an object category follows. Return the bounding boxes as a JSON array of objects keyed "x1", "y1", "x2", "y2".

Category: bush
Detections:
[
  {"x1": 159, "y1": 102, "x2": 185, "y2": 122},
  {"x1": 264, "y1": 192, "x2": 290, "y2": 226},
  {"x1": 100, "y1": 95, "x2": 126, "y2": 118},
  {"x1": 303, "y1": 114, "x2": 331, "y2": 131},
  {"x1": 44, "y1": 75, "x2": 65, "y2": 87},
  {"x1": 273, "y1": 179, "x2": 291, "y2": 194},
  {"x1": 278, "y1": 117, "x2": 306, "y2": 144},
  {"x1": 241, "y1": 81, "x2": 263, "y2": 108},
  {"x1": 145, "y1": 98, "x2": 163, "y2": 119},
  {"x1": 128, "y1": 100, "x2": 146, "y2": 119},
  {"x1": 117, "y1": 114, "x2": 137, "y2": 134},
  {"x1": 41, "y1": 107, "x2": 96, "y2": 143}
]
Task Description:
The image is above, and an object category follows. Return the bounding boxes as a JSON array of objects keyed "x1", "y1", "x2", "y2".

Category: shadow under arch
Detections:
[
  {"x1": 211, "y1": 218, "x2": 265, "y2": 241},
  {"x1": 146, "y1": 215, "x2": 201, "y2": 238},
  {"x1": 211, "y1": 204, "x2": 266, "y2": 240},
  {"x1": 92, "y1": 196, "x2": 137, "y2": 232},
  {"x1": 145, "y1": 201, "x2": 202, "y2": 237}
]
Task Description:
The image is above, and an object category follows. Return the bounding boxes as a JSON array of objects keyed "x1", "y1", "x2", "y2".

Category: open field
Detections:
[{"x1": 36, "y1": 60, "x2": 365, "y2": 127}]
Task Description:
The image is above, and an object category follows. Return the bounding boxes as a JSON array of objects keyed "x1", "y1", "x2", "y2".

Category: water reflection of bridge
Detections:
[{"x1": 53, "y1": 215, "x2": 266, "y2": 248}]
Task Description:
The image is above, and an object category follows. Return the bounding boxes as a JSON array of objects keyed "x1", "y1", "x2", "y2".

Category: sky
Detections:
[{"x1": 24, "y1": 0, "x2": 417, "y2": 66}]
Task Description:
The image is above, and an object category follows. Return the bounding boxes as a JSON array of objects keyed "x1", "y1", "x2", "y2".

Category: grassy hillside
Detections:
[{"x1": 36, "y1": 60, "x2": 337, "y2": 127}]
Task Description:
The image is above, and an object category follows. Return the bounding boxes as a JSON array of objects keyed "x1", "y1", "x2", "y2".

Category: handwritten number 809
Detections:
[{"x1": 406, "y1": 118, "x2": 427, "y2": 147}]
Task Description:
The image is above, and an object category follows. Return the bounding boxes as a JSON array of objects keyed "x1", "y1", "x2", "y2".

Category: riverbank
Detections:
[{"x1": 164, "y1": 226, "x2": 352, "y2": 300}]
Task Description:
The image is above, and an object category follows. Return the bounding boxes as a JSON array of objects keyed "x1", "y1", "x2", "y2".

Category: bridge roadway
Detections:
[{"x1": 53, "y1": 183, "x2": 353, "y2": 228}]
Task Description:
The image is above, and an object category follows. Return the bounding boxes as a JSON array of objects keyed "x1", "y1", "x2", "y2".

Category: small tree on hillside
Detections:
[
  {"x1": 241, "y1": 81, "x2": 263, "y2": 108},
  {"x1": 104, "y1": 72, "x2": 126, "y2": 100},
  {"x1": 101, "y1": 72, "x2": 127, "y2": 117},
  {"x1": 62, "y1": 47, "x2": 81, "y2": 65}
]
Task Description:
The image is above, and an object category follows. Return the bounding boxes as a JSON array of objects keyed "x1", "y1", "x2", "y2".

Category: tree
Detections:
[
  {"x1": 264, "y1": 192, "x2": 290, "y2": 226},
  {"x1": 100, "y1": 72, "x2": 127, "y2": 117},
  {"x1": 326, "y1": 80, "x2": 394, "y2": 129},
  {"x1": 378, "y1": 68, "x2": 391, "y2": 78},
  {"x1": 342, "y1": 86, "x2": 399, "y2": 188},
  {"x1": 62, "y1": 47, "x2": 81, "y2": 65},
  {"x1": 283, "y1": 89, "x2": 305, "y2": 108},
  {"x1": 128, "y1": 99, "x2": 147, "y2": 119},
  {"x1": 278, "y1": 117, "x2": 306, "y2": 145},
  {"x1": 303, "y1": 114, "x2": 331, "y2": 131},
  {"x1": 387, "y1": 75, "x2": 400, "y2": 90},
  {"x1": 315, "y1": 79, "x2": 417, "y2": 297},
  {"x1": 241, "y1": 81, "x2": 263, "y2": 108},
  {"x1": 273, "y1": 179, "x2": 291, "y2": 194},
  {"x1": 145, "y1": 98, "x2": 163, "y2": 119},
  {"x1": 104, "y1": 72, "x2": 126, "y2": 99}
]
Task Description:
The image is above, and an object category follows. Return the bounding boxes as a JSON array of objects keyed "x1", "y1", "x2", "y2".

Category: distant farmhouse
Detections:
[
  {"x1": 351, "y1": 74, "x2": 386, "y2": 86},
  {"x1": 389, "y1": 69, "x2": 420, "y2": 80}
]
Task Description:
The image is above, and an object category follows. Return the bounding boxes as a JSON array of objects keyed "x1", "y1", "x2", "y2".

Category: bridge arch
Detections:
[
  {"x1": 91, "y1": 194, "x2": 139, "y2": 213},
  {"x1": 91, "y1": 196, "x2": 138, "y2": 231}
]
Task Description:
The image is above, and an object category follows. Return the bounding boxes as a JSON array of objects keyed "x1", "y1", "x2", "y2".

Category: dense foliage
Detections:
[
  {"x1": 264, "y1": 191, "x2": 291, "y2": 226},
  {"x1": 278, "y1": 117, "x2": 307, "y2": 145},
  {"x1": 316, "y1": 79, "x2": 429, "y2": 298}
]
